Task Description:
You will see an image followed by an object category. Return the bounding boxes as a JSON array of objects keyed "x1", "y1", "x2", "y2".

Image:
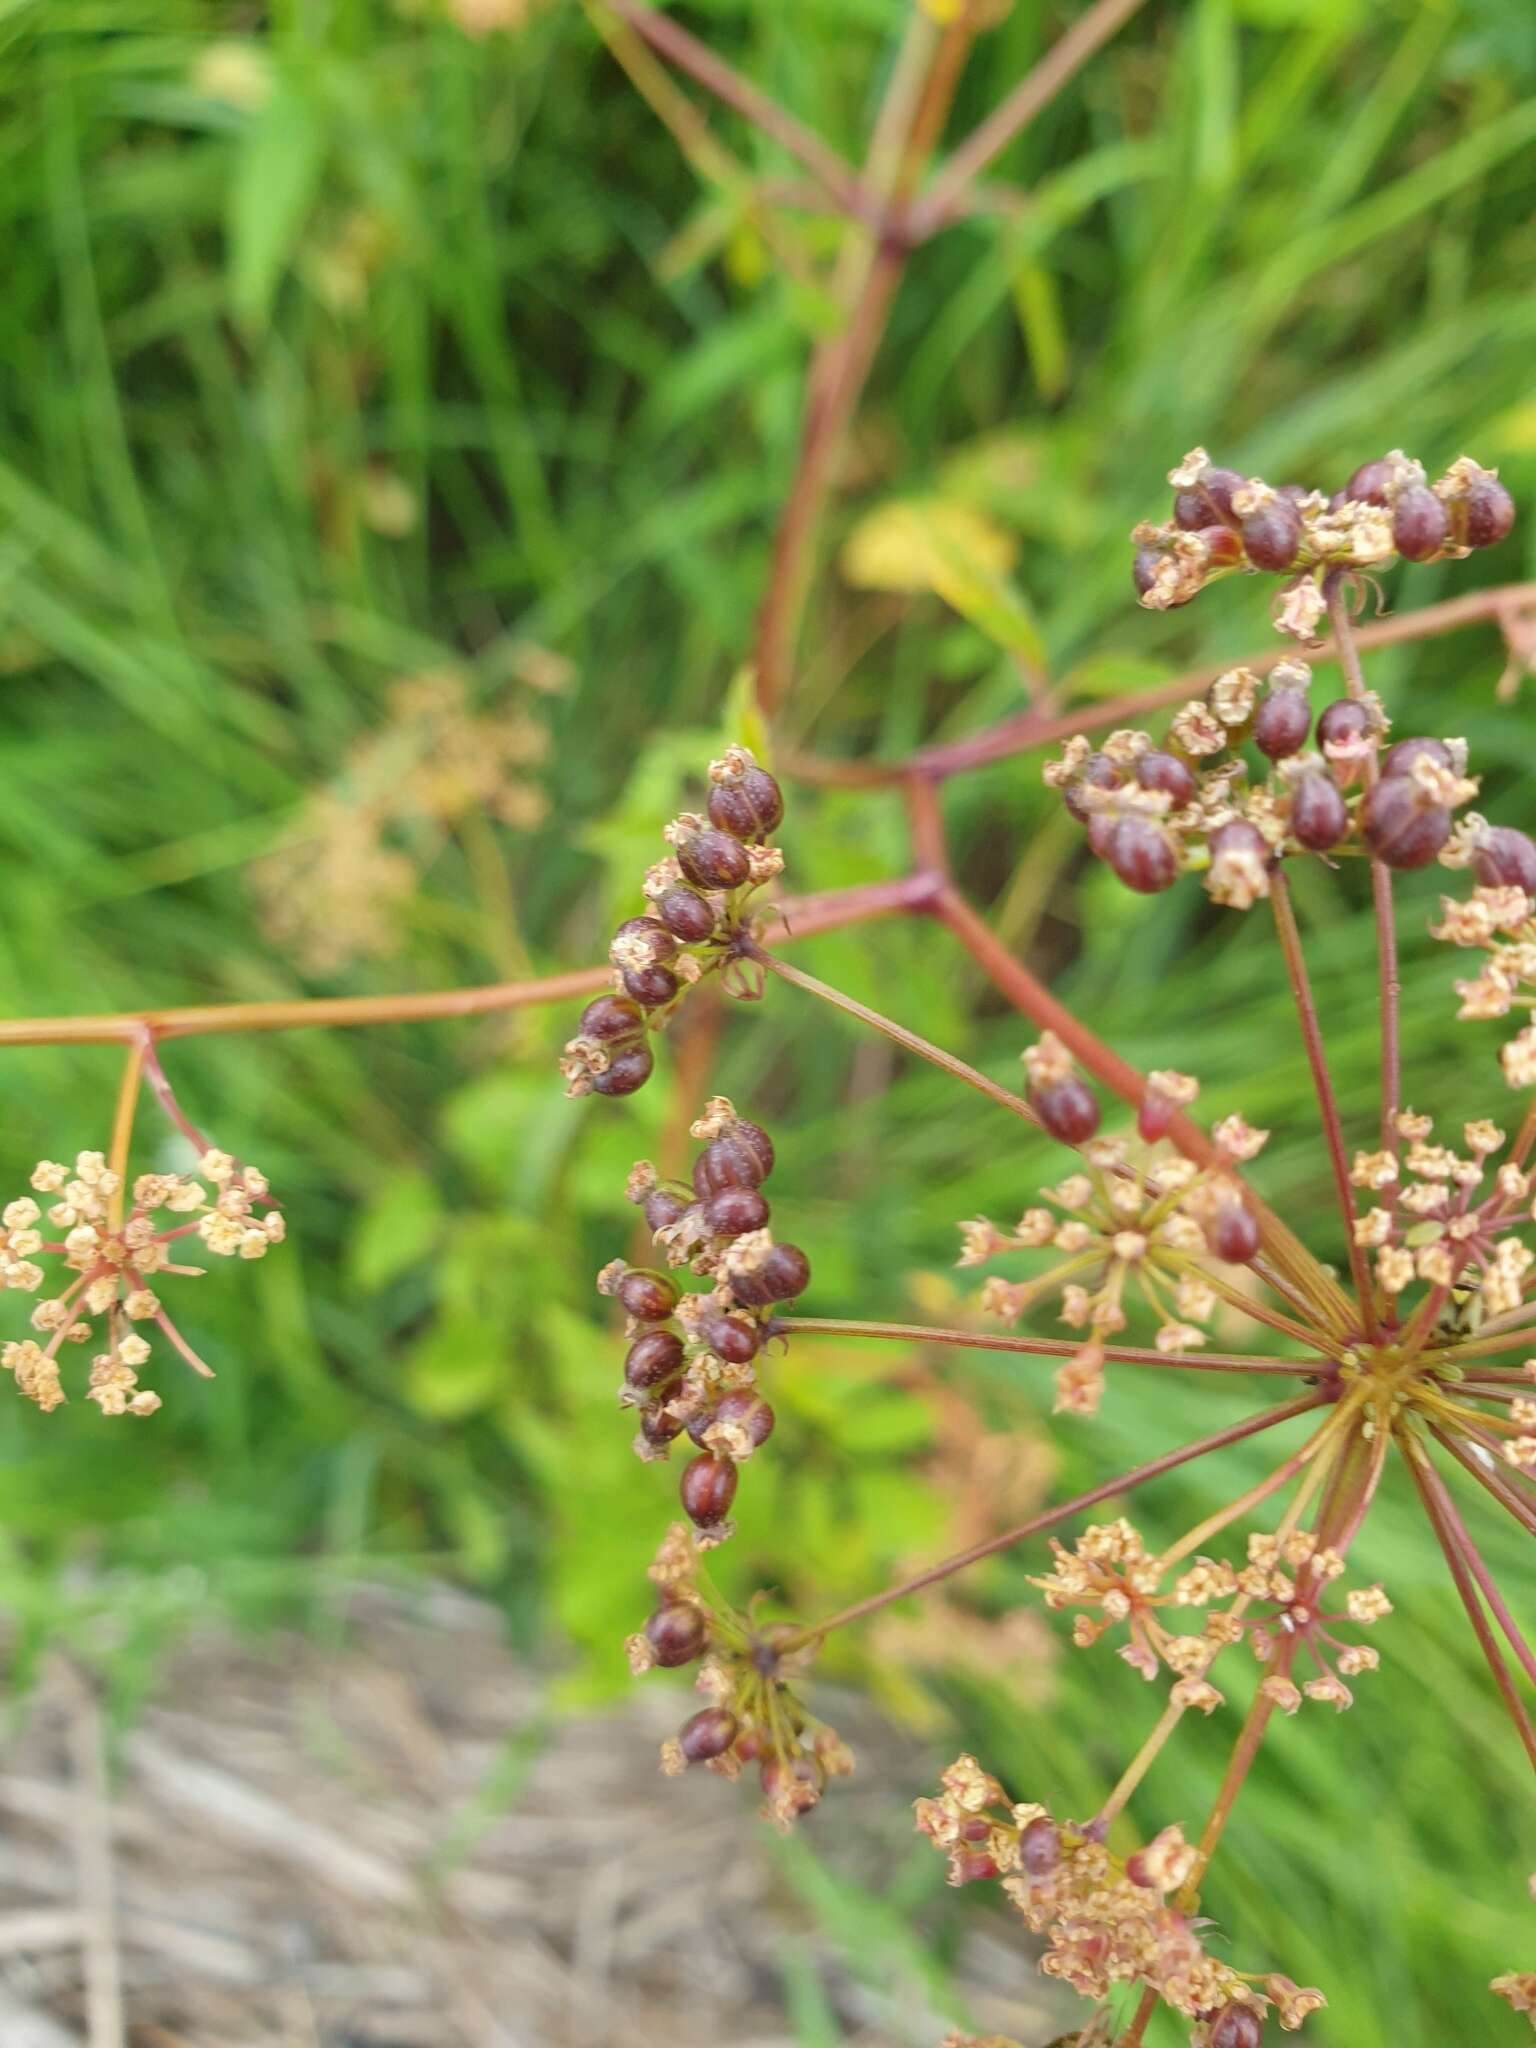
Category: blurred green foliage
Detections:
[{"x1": 3, "y1": 0, "x2": 1536, "y2": 2040}]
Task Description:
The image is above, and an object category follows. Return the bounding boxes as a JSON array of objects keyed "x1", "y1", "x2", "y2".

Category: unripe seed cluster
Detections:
[
  {"x1": 559, "y1": 749, "x2": 785, "y2": 1100},
  {"x1": 599, "y1": 1097, "x2": 811, "y2": 1546}
]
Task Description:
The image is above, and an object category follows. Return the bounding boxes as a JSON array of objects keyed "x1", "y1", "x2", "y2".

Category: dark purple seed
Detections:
[
  {"x1": 1086, "y1": 811, "x2": 1118, "y2": 858},
  {"x1": 616, "y1": 1268, "x2": 679, "y2": 1322},
  {"x1": 676, "y1": 829, "x2": 752, "y2": 891},
  {"x1": 1316, "y1": 699, "x2": 1371, "y2": 751},
  {"x1": 1199, "y1": 523, "x2": 1244, "y2": 566},
  {"x1": 1138, "y1": 1091, "x2": 1175, "y2": 1143},
  {"x1": 1465, "y1": 477, "x2": 1516, "y2": 549},
  {"x1": 693, "y1": 1125, "x2": 774, "y2": 1196},
  {"x1": 1134, "y1": 751, "x2": 1198, "y2": 806},
  {"x1": 625, "y1": 1329, "x2": 686, "y2": 1390},
  {"x1": 1289, "y1": 774, "x2": 1349, "y2": 852},
  {"x1": 1132, "y1": 547, "x2": 1162, "y2": 597},
  {"x1": 711, "y1": 1389, "x2": 775, "y2": 1448},
  {"x1": 1106, "y1": 816, "x2": 1180, "y2": 893},
  {"x1": 1345, "y1": 458, "x2": 1393, "y2": 506},
  {"x1": 1018, "y1": 1816, "x2": 1061, "y2": 1878},
  {"x1": 1031, "y1": 1074, "x2": 1101, "y2": 1145},
  {"x1": 678, "y1": 1707, "x2": 739, "y2": 1763},
  {"x1": 1241, "y1": 501, "x2": 1302, "y2": 572},
  {"x1": 680, "y1": 1453, "x2": 738, "y2": 1527},
  {"x1": 1209, "y1": 2006, "x2": 1264, "y2": 2048},
  {"x1": 759, "y1": 1753, "x2": 825, "y2": 1807},
  {"x1": 1252, "y1": 687, "x2": 1313, "y2": 761},
  {"x1": 1211, "y1": 1202, "x2": 1260, "y2": 1264},
  {"x1": 707, "y1": 767, "x2": 784, "y2": 843},
  {"x1": 1392, "y1": 485, "x2": 1448, "y2": 562},
  {"x1": 701, "y1": 1312, "x2": 761, "y2": 1364},
  {"x1": 759, "y1": 1243, "x2": 810, "y2": 1302},
  {"x1": 951, "y1": 1849, "x2": 1001, "y2": 1884},
  {"x1": 610, "y1": 915, "x2": 675, "y2": 969},
  {"x1": 1062, "y1": 752, "x2": 1121, "y2": 822},
  {"x1": 1380, "y1": 736, "x2": 1452, "y2": 780},
  {"x1": 641, "y1": 1403, "x2": 686, "y2": 1447},
  {"x1": 1473, "y1": 826, "x2": 1536, "y2": 893},
  {"x1": 704, "y1": 1186, "x2": 771, "y2": 1237},
  {"x1": 1277, "y1": 483, "x2": 1308, "y2": 506},
  {"x1": 645, "y1": 1601, "x2": 706, "y2": 1667},
  {"x1": 579, "y1": 994, "x2": 643, "y2": 1043},
  {"x1": 1173, "y1": 466, "x2": 1243, "y2": 527},
  {"x1": 592, "y1": 1044, "x2": 653, "y2": 1097},
  {"x1": 655, "y1": 885, "x2": 718, "y2": 944},
  {"x1": 622, "y1": 964, "x2": 681, "y2": 1009},
  {"x1": 1360, "y1": 778, "x2": 1452, "y2": 869},
  {"x1": 641, "y1": 1186, "x2": 691, "y2": 1233}
]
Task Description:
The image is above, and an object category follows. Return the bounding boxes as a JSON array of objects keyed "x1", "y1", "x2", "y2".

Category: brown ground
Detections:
[{"x1": 0, "y1": 1585, "x2": 1070, "y2": 2048}]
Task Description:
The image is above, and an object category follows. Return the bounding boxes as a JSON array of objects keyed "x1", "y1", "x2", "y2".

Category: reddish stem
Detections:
[
  {"x1": 777, "y1": 1315, "x2": 1324, "y2": 1377},
  {"x1": 1418, "y1": 1451, "x2": 1536, "y2": 1691}
]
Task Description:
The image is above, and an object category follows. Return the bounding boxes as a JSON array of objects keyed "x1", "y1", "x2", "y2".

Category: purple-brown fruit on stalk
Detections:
[
  {"x1": 693, "y1": 1123, "x2": 775, "y2": 1194},
  {"x1": 641, "y1": 1185, "x2": 691, "y2": 1234},
  {"x1": 1173, "y1": 465, "x2": 1244, "y2": 528},
  {"x1": 1465, "y1": 476, "x2": 1516, "y2": 549},
  {"x1": 1132, "y1": 547, "x2": 1163, "y2": 597},
  {"x1": 617, "y1": 1268, "x2": 679, "y2": 1321},
  {"x1": 1106, "y1": 815, "x2": 1180, "y2": 893},
  {"x1": 1252, "y1": 686, "x2": 1312, "y2": 761},
  {"x1": 656, "y1": 885, "x2": 718, "y2": 944},
  {"x1": 1209, "y1": 2005, "x2": 1264, "y2": 2048},
  {"x1": 680, "y1": 1452, "x2": 738, "y2": 1526},
  {"x1": 704, "y1": 1186, "x2": 771, "y2": 1238},
  {"x1": 1138, "y1": 1089, "x2": 1175, "y2": 1143},
  {"x1": 1474, "y1": 826, "x2": 1536, "y2": 894},
  {"x1": 757, "y1": 1243, "x2": 811, "y2": 1302},
  {"x1": 610, "y1": 915, "x2": 676, "y2": 969},
  {"x1": 708, "y1": 767, "x2": 784, "y2": 843},
  {"x1": 580, "y1": 994, "x2": 643, "y2": 1043},
  {"x1": 641, "y1": 1403, "x2": 686, "y2": 1448},
  {"x1": 1344, "y1": 458, "x2": 1393, "y2": 505},
  {"x1": 1380, "y1": 736, "x2": 1452, "y2": 780},
  {"x1": 1018, "y1": 1816, "x2": 1061, "y2": 1879},
  {"x1": 1031, "y1": 1075, "x2": 1101, "y2": 1145},
  {"x1": 645, "y1": 1601, "x2": 707, "y2": 1668},
  {"x1": 1135, "y1": 750, "x2": 1198, "y2": 806},
  {"x1": 593, "y1": 1044, "x2": 654, "y2": 1097},
  {"x1": 1392, "y1": 485, "x2": 1448, "y2": 562},
  {"x1": 1316, "y1": 699, "x2": 1371, "y2": 753},
  {"x1": 1062, "y1": 751, "x2": 1121, "y2": 822},
  {"x1": 700, "y1": 1310, "x2": 761, "y2": 1364},
  {"x1": 760, "y1": 1752, "x2": 825, "y2": 1810},
  {"x1": 677, "y1": 828, "x2": 752, "y2": 891},
  {"x1": 1241, "y1": 500, "x2": 1302, "y2": 571},
  {"x1": 1199, "y1": 524, "x2": 1244, "y2": 567},
  {"x1": 708, "y1": 1389, "x2": 776, "y2": 1450},
  {"x1": 625, "y1": 1329, "x2": 685, "y2": 1390},
  {"x1": 1211, "y1": 1200, "x2": 1260, "y2": 1265},
  {"x1": 623, "y1": 964, "x2": 680, "y2": 1009},
  {"x1": 678, "y1": 1707, "x2": 739, "y2": 1763},
  {"x1": 1360, "y1": 777, "x2": 1451, "y2": 869},
  {"x1": 1289, "y1": 772, "x2": 1349, "y2": 852}
]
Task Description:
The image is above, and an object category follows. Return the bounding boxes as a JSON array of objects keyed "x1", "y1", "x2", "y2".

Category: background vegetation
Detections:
[{"x1": 2, "y1": 0, "x2": 1536, "y2": 2040}]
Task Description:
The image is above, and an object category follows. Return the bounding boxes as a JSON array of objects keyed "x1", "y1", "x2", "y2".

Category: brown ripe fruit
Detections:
[
  {"x1": 1465, "y1": 476, "x2": 1516, "y2": 549},
  {"x1": 1380, "y1": 736, "x2": 1452, "y2": 780},
  {"x1": 707, "y1": 767, "x2": 784, "y2": 843},
  {"x1": 1316, "y1": 698, "x2": 1371, "y2": 752},
  {"x1": 1017, "y1": 1816, "x2": 1061, "y2": 1878},
  {"x1": 1210, "y1": 1201, "x2": 1260, "y2": 1264},
  {"x1": 616, "y1": 1268, "x2": 679, "y2": 1321},
  {"x1": 1360, "y1": 777, "x2": 1451, "y2": 869},
  {"x1": 644, "y1": 1601, "x2": 707, "y2": 1667},
  {"x1": 710, "y1": 1388, "x2": 775, "y2": 1448},
  {"x1": 1062, "y1": 751, "x2": 1121, "y2": 822},
  {"x1": 700, "y1": 1310, "x2": 761, "y2": 1364},
  {"x1": 1135, "y1": 750, "x2": 1198, "y2": 806},
  {"x1": 622, "y1": 964, "x2": 681, "y2": 1009},
  {"x1": 1392, "y1": 484, "x2": 1448, "y2": 562},
  {"x1": 678, "y1": 1707, "x2": 739, "y2": 1762},
  {"x1": 1252, "y1": 687, "x2": 1312, "y2": 761},
  {"x1": 1473, "y1": 826, "x2": 1536, "y2": 894},
  {"x1": 1288, "y1": 772, "x2": 1349, "y2": 852},
  {"x1": 625, "y1": 1329, "x2": 686, "y2": 1390},
  {"x1": 704, "y1": 1186, "x2": 771, "y2": 1238},
  {"x1": 1199, "y1": 523, "x2": 1244, "y2": 566},
  {"x1": 1173, "y1": 466, "x2": 1243, "y2": 527},
  {"x1": 610, "y1": 915, "x2": 676, "y2": 969},
  {"x1": 676, "y1": 828, "x2": 752, "y2": 891},
  {"x1": 1105, "y1": 815, "x2": 1180, "y2": 893},
  {"x1": 593, "y1": 1044, "x2": 654, "y2": 1096},
  {"x1": 656, "y1": 885, "x2": 719, "y2": 944},
  {"x1": 1241, "y1": 500, "x2": 1302, "y2": 571},
  {"x1": 759, "y1": 1752, "x2": 825, "y2": 1811},
  {"x1": 1208, "y1": 2005, "x2": 1264, "y2": 2048},
  {"x1": 680, "y1": 1452, "x2": 738, "y2": 1527},
  {"x1": 1344, "y1": 458, "x2": 1393, "y2": 505},
  {"x1": 641, "y1": 1186, "x2": 691, "y2": 1234},
  {"x1": 693, "y1": 1123, "x2": 775, "y2": 1194},
  {"x1": 641, "y1": 1403, "x2": 686, "y2": 1447},
  {"x1": 1031, "y1": 1075, "x2": 1101, "y2": 1145},
  {"x1": 579, "y1": 994, "x2": 644, "y2": 1042}
]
